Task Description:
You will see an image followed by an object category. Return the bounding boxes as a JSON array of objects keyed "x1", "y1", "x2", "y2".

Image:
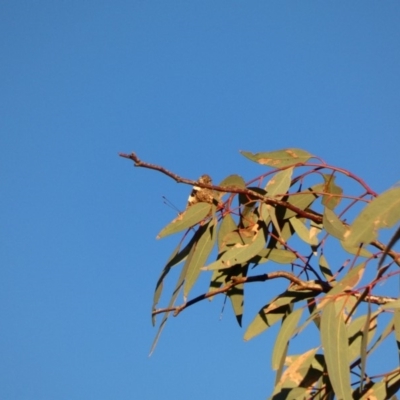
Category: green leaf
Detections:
[
  {"x1": 340, "y1": 239, "x2": 372, "y2": 258},
  {"x1": 272, "y1": 308, "x2": 303, "y2": 370},
  {"x1": 284, "y1": 183, "x2": 324, "y2": 219},
  {"x1": 204, "y1": 227, "x2": 266, "y2": 270},
  {"x1": 323, "y1": 207, "x2": 347, "y2": 240},
  {"x1": 321, "y1": 301, "x2": 352, "y2": 400},
  {"x1": 394, "y1": 309, "x2": 400, "y2": 362},
  {"x1": 244, "y1": 290, "x2": 315, "y2": 341},
  {"x1": 347, "y1": 312, "x2": 378, "y2": 363},
  {"x1": 219, "y1": 174, "x2": 246, "y2": 189},
  {"x1": 152, "y1": 239, "x2": 192, "y2": 325},
  {"x1": 319, "y1": 253, "x2": 334, "y2": 281},
  {"x1": 265, "y1": 167, "x2": 294, "y2": 199},
  {"x1": 290, "y1": 217, "x2": 319, "y2": 245},
  {"x1": 322, "y1": 174, "x2": 343, "y2": 210},
  {"x1": 344, "y1": 187, "x2": 400, "y2": 247},
  {"x1": 157, "y1": 202, "x2": 212, "y2": 239},
  {"x1": 227, "y1": 264, "x2": 248, "y2": 327},
  {"x1": 241, "y1": 148, "x2": 314, "y2": 168},
  {"x1": 184, "y1": 219, "x2": 217, "y2": 299},
  {"x1": 253, "y1": 248, "x2": 296, "y2": 265},
  {"x1": 217, "y1": 213, "x2": 237, "y2": 252}
]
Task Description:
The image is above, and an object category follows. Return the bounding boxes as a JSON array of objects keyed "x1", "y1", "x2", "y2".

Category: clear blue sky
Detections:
[{"x1": 1, "y1": 2, "x2": 400, "y2": 399}]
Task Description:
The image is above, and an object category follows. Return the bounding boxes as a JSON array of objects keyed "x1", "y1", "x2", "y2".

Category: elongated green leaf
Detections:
[
  {"x1": 265, "y1": 167, "x2": 293, "y2": 199},
  {"x1": 184, "y1": 219, "x2": 217, "y2": 299},
  {"x1": 344, "y1": 187, "x2": 400, "y2": 247},
  {"x1": 150, "y1": 249, "x2": 194, "y2": 355},
  {"x1": 244, "y1": 304, "x2": 291, "y2": 341},
  {"x1": 323, "y1": 207, "x2": 347, "y2": 240},
  {"x1": 359, "y1": 381, "x2": 387, "y2": 400},
  {"x1": 322, "y1": 174, "x2": 343, "y2": 210},
  {"x1": 319, "y1": 253, "x2": 334, "y2": 281},
  {"x1": 340, "y1": 239, "x2": 372, "y2": 258},
  {"x1": 152, "y1": 239, "x2": 193, "y2": 325},
  {"x1": 347, "y1": 312, "x2": 378, "y2": 363},
  {"x1": 321, "y1": 301, "x2": 352, "y2": 400},
  {"x1": 245, "y1": 290, "x2": 315, "y2": 341},
  {"x1": 272, "y1": 308, "x2": 303, "y2": 370},
  {"x1": 241, "y1": 148, "x2": 313, "y2": 168},
  {"x1": 217, "y1": 213, "x2": 237, "y2": 251},
  {"x1": 359, "y1": 302, "x2": 371, "y2": 392},
  {"x1": 253, "y1": 248, "x2": 296, "y2": 265},
  {"x1": 157, "y1": 202, "x2": 212, "y2": 239},
  {"x1": 284, "y1": 183, "x2": 324, "y2": 219},
  {"x1": 204, "y1": 227, "x2": 265, "y2": 270},
  {"x1": 227, "y1": 264, "x2": 248, "y2": 327},
  {"x1": 290, "y1": 217, "x2": 318, "y2": 245},
  {"x1": 394, "y1": 309, "x2": 400, "y2": 362}
]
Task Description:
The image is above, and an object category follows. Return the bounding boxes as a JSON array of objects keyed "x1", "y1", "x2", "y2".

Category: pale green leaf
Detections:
[
  {"x1": 340, "y1": 239, "x2": 372, "y2": 258},
  {"x1": 254, "y1": 248, "x2": 296, "y2": 265},
  {"x1": 321, "y1": 301, "x2": 352, "y2": 400},
  {"x1": 394, "y1": 309, "x2": 400, "y2": 361},
  {"x1": 219, "y1": 174, "x2": 246, "y2": 189},
  {"x1": 157, "y1": 202, "x2": 212, "y2": 239},
  {"x1": 344, "y1": 187, "x2": 400, "y2": 247},
  {"x1": 265, "y1": 167, "x2": 294, "y2": 199},
  {"x1": 204, "y1": 227, "x2": 265, "y2": 270},
  {"x1": 241, "y1": 148, "x2": 314, "y2": 168},
  {"x1": 290, "y1": 217, "x2": 319, "y2": 245},
  {"x1": 272, "y1": 308, "x2": 303, "y2": 370},
  {"x1": 319, "y1": 253, "x2": 334, "y2": 281},
  {"x1": 284, "y1": 183, "x2": 324, "y2": 219},
  {"x1": 322, "y1": 174, "x2": 343, "y2": 210},
  {"x1": 217, "y1": 213, "x2": 237, "y2": 252},
  {"x1": 184, "y1": 219, "x2": 217, "y2": 299},
  {"x1": 323, "y1": 207, "x2": 347, "y2": 240}
]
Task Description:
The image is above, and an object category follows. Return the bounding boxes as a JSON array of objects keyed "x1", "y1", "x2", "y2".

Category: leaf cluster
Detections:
[{"x1": 121, "y1": 148, "x2": 400, "y2": 399}]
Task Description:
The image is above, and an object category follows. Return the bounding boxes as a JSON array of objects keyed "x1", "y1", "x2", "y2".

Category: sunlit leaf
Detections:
[
  {"x1": 241, "y1": 148, "x2": 314, "y2": 168},
  {"x1": 219, "y1": 174, "x2": 246, "y2": 189},
  {"x1": 323, "y1": 207, "x2": 347, "y2": 240},
  {"x1": 321, "y1": 301, "x2": 352, "y2": 400},
  {"x1": 227, "y1": 264, "x2": 248, "y2": 327},
  {"x1": 265, "y1": 167, "x2": 293, "y2": 200},
  {"x1": 244, "y1": 290, "x2": 315, "y2": 341},
  {"x1": 319, "y1": 253, "x2": 334, "y2": 282},
  {"x1": 340, "y1": 239, "x2": 372, "y2": 258},
  {"x1": 344, "y1": 187, "x2": 400, "y2": 247},
  {"x1": 284, "y1": 183, "x2": 324, "y2": 219},
  {"x1": 272, "y1": 308, "x2": 303, "y2": 370},
  {"x1": 204, "y1": 227, "x2": 265, "y2": 270},
  {"x1": 157, "y1": 202, "x2": 212, "y2": 239},
  {"x1": 217, "y1": 213, "x2": 237, "y2": 251},
  {"x1": 322, "y1": 174, "x2": 343, "y2": 210},
  {"x1": 253, "y1": 248, "x2": 296, "y2": 265},
  {"x1": 184, "y1": 219, "x2": 217, "y2": 299},
  {"x1": 290, "y1": 217, "x2": 319, "y2": 245}
]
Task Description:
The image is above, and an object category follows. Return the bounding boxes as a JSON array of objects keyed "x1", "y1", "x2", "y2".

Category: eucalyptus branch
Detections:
[{"x1": 151, "y1": 271, "x2": 396, "y2": 318}]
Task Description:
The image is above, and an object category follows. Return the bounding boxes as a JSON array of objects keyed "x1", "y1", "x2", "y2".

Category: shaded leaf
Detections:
[
  {"x1": 340, "y1": 239, "x2": 372, "y2": 258},
  {"x1": 321, "y1": 300, "x2": 352, "y2": 400},
  {"x1": 344, "y1": 187, "x2": 400, "y2": 247},
  {"x1": 319, "y1": 253, "x2": 334, "y2": 282},
  {"x1": 241, "y1": 148, "x2": 314, "y2": 168},
  {"x1": 157, "y1": 202, "x2": 212, "y2": 239}
]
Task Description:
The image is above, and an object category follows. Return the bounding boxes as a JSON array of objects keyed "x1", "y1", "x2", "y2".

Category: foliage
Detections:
[{"x1": 121, "y1": 148, "x2": 400, "y2": 399}]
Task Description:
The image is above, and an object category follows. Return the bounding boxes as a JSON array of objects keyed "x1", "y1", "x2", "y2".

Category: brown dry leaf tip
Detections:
[{"x1": 187, "y1": 174, "x2": 216, "y2": 207}]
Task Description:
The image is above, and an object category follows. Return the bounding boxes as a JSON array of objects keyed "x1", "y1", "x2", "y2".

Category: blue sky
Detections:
[{"x1": 1, "y1": 2, "x2": 400, "y2": 399}]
